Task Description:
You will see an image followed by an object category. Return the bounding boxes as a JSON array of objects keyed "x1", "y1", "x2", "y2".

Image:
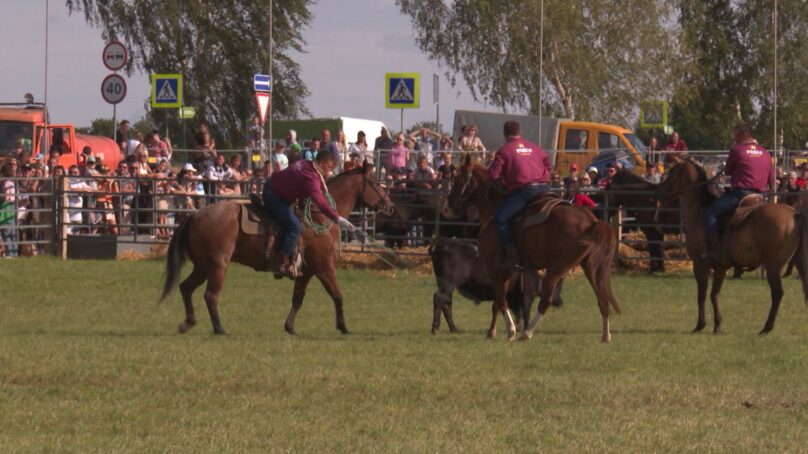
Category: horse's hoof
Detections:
[
  {"x1": 338, "y1": 327, "x2": 350, "y2": 335},
  {"x1": 213, "y1": 330, "x2": 229, "y2": 336},
  {"x1": 506, "y1": 333, "x2": 517, "y2": 342},
  {"x1": 178, "y1": 322, "x2": 189, "y2": 334},
  {"x1": 486, "y1": 331, "x2": 496, "y2": 339},
  {"x1": 431, "y1": 327, "x2": 438, "y2": 335},
  {"x1": 284, "y1": 325, "x2": 296, "y2": 335},
  {"x1": 758, "y1": 327, "x2": 772, "y2": 335},
  {"x1": 449, "y1": 328, "x2": 462, "y2": 334},
  {"x1": 519, "y1": 332, "x2": 532, "y2": 341},
  {"x1": 692, "y1": 323, "x2": 706, "y2": 333},
  {"x1": 713, "y1": 327, "x2": 723, "y2": 335},
  {"x1": 601, "y1": 336, "x2": 612, "y2": 343}
]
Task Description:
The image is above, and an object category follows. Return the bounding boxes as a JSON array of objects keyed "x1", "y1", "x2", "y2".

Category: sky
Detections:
[{"x1": 0, "y1": 0, "x2": 499, "y2": 133}]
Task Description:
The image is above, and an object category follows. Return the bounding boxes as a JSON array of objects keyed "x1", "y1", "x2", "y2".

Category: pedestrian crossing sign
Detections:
[
  {"x1": 385, "y1": 73, "x2": 419, "y2": 109},
  {"x1": 151, "y1": 74, "x2": 183, "y2": 108}
]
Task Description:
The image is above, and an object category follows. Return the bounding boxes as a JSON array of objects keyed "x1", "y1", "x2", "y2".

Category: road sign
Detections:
[
  {"x1": 102, "y1": 41, "x2": 127, "y2": 71},
  {"x1": 254, "y1": 74, "x2": 271, "y2": 92},
  {"x1": 178, "y1": 106, "x2": 196, "y2": 119},
  {"x1": 101, "y1": 74, "x2": 127, "y2": 104},
  {"x1": 256, "y1": 92, "x2": 271, "y2": 125},
  {"x1": 385, "y1": 73, "x2": 420, "y2": 108},
  {"x1": 640, "y1": 100, "x2": 668, "y2": 129},
  {"x1": 151, "y1": 74, "x2": 183, "y2": 108}
]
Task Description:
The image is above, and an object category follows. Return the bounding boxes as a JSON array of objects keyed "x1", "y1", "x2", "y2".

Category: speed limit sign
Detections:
[{"x1": 101, "y1": 74, "x2": 127, "y2": 104}]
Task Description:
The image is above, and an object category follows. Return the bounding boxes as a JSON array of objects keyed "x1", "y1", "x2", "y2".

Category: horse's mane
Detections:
[
  {"x1": 680, "y1": 158, "x2": 716, "y2": 206},
  {"x1": 469, "y1": 163, "x2": 491, "y2": 184},
  {"x1": 610, "y1": 168, "x2": 654, "y2": 190}
]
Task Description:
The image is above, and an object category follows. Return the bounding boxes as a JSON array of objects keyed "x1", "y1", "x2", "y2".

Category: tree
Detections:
[
  {"x1": 396, "y1": 0, "x2": 678, "y2": 126},
  {"x1": 66, "y1": 0, "x2": 313, "y2": 147},
  {"x1": 76, "y1": 117, "x2": 114, "y2": 137}
]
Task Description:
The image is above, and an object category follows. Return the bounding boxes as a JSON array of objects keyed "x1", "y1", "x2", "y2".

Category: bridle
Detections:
[
  {"x1": 450, "y1": 168, "x2": 479, "y2": 212},
  {"x1": 660, "y1": 160, "x2": 720, "y2": 198},
  {"x1": 361, "y1": 172, "x2": 393, "y2": 215}
]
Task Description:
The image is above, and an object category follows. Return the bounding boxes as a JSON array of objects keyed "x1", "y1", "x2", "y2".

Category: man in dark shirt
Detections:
[
  {"x1": 488, "y1": 121, "x2": 552, "y2": 269},
  {"x1": 704, "y1": 123, "x2": 773, "y2": 259}
]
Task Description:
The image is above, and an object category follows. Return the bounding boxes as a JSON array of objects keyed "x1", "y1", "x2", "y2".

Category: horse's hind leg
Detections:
[
  {"x1": 178, "y1": 266, "x2": 206, "y2": 334},
  {"x1": 710, "y1": 267, "x2": 728, "y2": 334},
  {"x1": 203, "y1": 266, "x2": 228, "y2": 335},
  {"x1": 522, "y1": 272, "x2": 563, "y2": 340},
  {"x1": 284, "y1": 272, "x2": 313, "y2": 335},
  {"x1": 761, "y1": 263, "x2": 785, "y2": 334},
  {"x1": 693, "y1": 260, "x2": 710, "y2": 332}
]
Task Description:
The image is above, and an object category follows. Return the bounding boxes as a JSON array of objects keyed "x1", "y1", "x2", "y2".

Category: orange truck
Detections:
[
  {"x1": 0, "y1": 102, "x2": 122, "y2": 169},
  {"x1": 453, "y1": 110, "x2": 648, "y2": 176}
]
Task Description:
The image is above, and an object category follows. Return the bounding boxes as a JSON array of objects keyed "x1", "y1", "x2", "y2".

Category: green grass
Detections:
[{"x1": 2, "y1": 258, "x2": 808, "y2": 452}]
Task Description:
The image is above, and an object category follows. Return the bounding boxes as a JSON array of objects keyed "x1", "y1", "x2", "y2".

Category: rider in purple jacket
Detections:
[
  {"x1": 488, "y1": 121, "x2": 553, "y2": 269},
  {"x1": 262, "y1": 151, "x2": 355, "y2": 277}
]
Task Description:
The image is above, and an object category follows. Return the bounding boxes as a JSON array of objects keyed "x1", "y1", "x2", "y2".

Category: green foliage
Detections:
[
  {"x1": 396, "y1": 0, "x2": 678, "y2": 126},
  {"x1": 75, "y1": 117, "x2": 115, "y2": 137},
  {"x1": 65, "y1": 0, "x2": 313, "y2": 147},
  {"x1": 3, "y1": 259, "x2": 808, "y2": 450},
  {"x1": 408, "y1": 120, "x2": 442, "y2": 134}
]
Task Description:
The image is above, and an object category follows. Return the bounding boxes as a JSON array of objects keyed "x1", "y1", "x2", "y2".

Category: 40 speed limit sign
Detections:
[{"x1": 101, "y1": 74, "x2": 127, "y2": 104}]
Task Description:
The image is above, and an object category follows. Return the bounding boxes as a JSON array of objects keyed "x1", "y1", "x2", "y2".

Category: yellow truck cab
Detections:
[{"x1": 453, "y1": 110, "x2": 648, "y2": 176}]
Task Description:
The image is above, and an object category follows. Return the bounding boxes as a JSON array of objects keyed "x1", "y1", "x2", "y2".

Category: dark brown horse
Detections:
[
  {"x1": 656, "y1": 158, "x2": 808, "y2": 333},
  {"x1": 607, "y1": 169, "x2": 681, "y2": 272},
  {"x1": 447, "y1": 160, "x2": 620, "y2": 342},
  {"x1": 160, "y1": 163, "x2": 393, "y2": 335}
]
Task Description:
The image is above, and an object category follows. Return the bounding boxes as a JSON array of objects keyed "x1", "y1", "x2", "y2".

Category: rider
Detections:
[
  {"x1": 704, "y1": 122, "x2": 773, "y2": 259},
  {"x1": 262, "y1": 150, "x2": 355, "y2": 277},
  {"x1": 488, "y1": 120, "x2": 553, "y2": 269}
]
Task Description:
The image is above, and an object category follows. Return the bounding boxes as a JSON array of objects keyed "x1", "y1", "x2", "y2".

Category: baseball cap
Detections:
[
  {"x1": 570, "y1": 163, "x2": 579, "y2": 171},
  {"x1": 86, "y1": 156, "x2": 96, "y2": 163},
  {"x1": 587, "y1": 166, "x2": 598, "y2": 174},
  {"x1": 182, "y1": 163, "x2": 197, "y2": 172}
]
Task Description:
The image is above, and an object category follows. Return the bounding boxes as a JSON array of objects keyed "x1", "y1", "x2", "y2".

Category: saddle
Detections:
[
  {"x1": 513, "y1": 193, "x2": 571, "y2": 230},
  {"x1": 243, "y1": 194, "x2": 303, "y2": 278},
  {"x1": 723, "y1": 193, "x2": 765, "y2": 232}
]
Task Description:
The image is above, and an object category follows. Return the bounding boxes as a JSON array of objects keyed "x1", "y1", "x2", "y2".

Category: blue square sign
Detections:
[
  {"x1": 151, "y1": 74, "x2": 183, "y2": 108},
  {"x1": 385, "y1": 73, "x2": 420, "y2": 108}
]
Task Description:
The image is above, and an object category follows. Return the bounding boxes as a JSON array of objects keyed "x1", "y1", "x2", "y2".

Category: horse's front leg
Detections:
[
  {"x1": 761, "y1": 262, "x2": 786, "y2": 334},
  {"x1": 710, "y1": 266, "x2": 728, "y2": 334},
  {"x1": 284, "y1": 272, "x2": 313, "y2": 335},
  {"x1": 692, "y1": 259, "x2": 709, "y2": 332},
  {"x1": 315, "y1": 266, "x2": 349, "y2": 334},
  {"x1": 491, "y1": 276, "x2": 516, "y2": 341}
]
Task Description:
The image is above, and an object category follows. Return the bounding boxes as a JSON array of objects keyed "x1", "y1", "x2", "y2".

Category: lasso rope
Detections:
[{"x1": 303, "y1": 193, "x2": 337, "y2": 235}]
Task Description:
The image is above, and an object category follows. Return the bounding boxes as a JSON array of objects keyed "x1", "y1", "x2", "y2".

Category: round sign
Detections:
[
  {"x1": 101, "y1": 74, "x2": 127, "y2": 104},
  {"x1": 102, "y1": 41, "x2": 127, "y2": 71}
]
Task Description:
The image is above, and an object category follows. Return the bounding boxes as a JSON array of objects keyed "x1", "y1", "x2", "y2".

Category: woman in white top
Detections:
[{"x1": 348, "y1": 130, "x2": 372, "y2": 165}]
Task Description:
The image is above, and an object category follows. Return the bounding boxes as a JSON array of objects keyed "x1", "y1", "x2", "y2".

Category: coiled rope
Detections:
[{"x1": 303, "y1": 193, "x2": 337, "y2": 235}]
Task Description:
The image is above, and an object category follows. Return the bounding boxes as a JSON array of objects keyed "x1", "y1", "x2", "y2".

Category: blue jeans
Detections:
[
  {"x1": 704, "y1": 188, "x2": 754, "y2": 237},
  {"x1": 262, "y1": 186, "x2": 302, "y2": 256},
  {"x1": 494, "y1": 184, "x2": 550, "y2": 246}
]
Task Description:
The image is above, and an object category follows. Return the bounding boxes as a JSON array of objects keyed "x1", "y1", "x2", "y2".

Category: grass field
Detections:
[{"x1": 2, "y1": 258, "x2": 808, "y2": 452}]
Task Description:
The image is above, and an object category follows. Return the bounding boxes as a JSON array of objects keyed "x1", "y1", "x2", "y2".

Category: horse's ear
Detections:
[{"x1": 462, "y1": 153, "x2": 473, "y2": 170}]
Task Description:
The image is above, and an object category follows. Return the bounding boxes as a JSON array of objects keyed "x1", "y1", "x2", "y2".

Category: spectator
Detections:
[
  {"x1": 132, "y1": 146, "x2": 152, "y2": 177},
  {"x1": 386, "y1": 132, "x2": 409, "y2": 182},
  {"x1": 645, "y1": 164, "x2": 661, "y2": 184},
  {"x1": 343, "y1": 152, "x2": 362, "y2": 172},
  {"x1": 0, "y1": 160, "x2": 19, "y2": 257},
  {"x1": 205, "y1": 154, "x2": 233, "y2": 198},
  {"x1": 226, "y1": 154, "x2": 248, "y2": 195},
  {"x1": 664, "y1": 131, "x2": 688, "y2": 165},
  {"x1": 550, "y1": 171, "x2": 562, "y2": 188},
  {"x1": 412, "y1": 155, "x2": 437, "y2": 189},
  {"x1": 114, "y1": 161, "x2": 135, "y2": 235},
  {"x1": 272, "y1": 141, "x2": 289, "y2": 173},
  {"x1": 797, "y1": 163, "x2": 808, "y2": 189},
  {"x1": 599, "y1": 163, "x2": 617, "y2": 189},
  {"x1": 93, "y1": 165, "x2": 118, "y2": 235},
  {"x1": 302, "y1": 139, "x2": 320, "y2": 161},
  {"x1": 348, "y1": 130, "x2": 372, "y2": 165},
  {"x1": 374, "y1": 126, "x2": 394, "y2": 153},
  {"x1": 178, "y1": 163, "x2": 204, "y2": 210},
  {"x1": 586, "y1": 166, "x2": 599, "y2": 186},
  {"x1": 64, "y1": 165, "x2": 92, "y2": 235},
  {"x1": 566, "y1": 180, "x2": 596, "y2": 208},
  {"x1": 458, "y1": 124, "x2": 485, "y2": 162},
  {"x1": 409, "y1": 127, "x2": 440, "y2": 168},
  {"x1": 580, "y1": 173, "x2": 593, "y2": 188},
  {"x1": 563, "y1": 163, "x2": 579, "y2": 187},
  {"x1": 434, "y1": 135, "x2": 455, "y2": 169},
  {"x1": 437, "y1": 152, "x2": 456, "y2": 180},
  {"x1": 284, "y1": 129, "x2": 302, "y2": 163},
  {"x1": 116, "y1": 119, "x2": 130, "y2": 152},
  {"x1": 193, "y1": 122, "x2": 217, "y2": 170},
  {"x1": 246, "y1": 116, "x2": 262, "y2": 151},
  {"x1": 147, "y1": 129, "x2": 173, "y2": 162},
  {"x1": 328, "y1": 130, "x2": 347, "y2": 168},
  {"x1": 779, "y1": 171, "x2": 802, "y2": 206},
  {"x1": 319, "y1": 129, "x2": 332, "y2": 154}
]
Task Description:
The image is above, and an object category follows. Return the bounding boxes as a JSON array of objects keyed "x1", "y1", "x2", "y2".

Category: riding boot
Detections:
[
  {"x1": 496, "y1": 244, "x2": 520, "y2": 270},
  {"x1": 277, "y1": 252, "x2": 296, "y2": 279}
]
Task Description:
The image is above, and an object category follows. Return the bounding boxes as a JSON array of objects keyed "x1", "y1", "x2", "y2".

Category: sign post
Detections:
[
  {"x1": 102, "y1": 41, "x2": 128, "y2": 144},
  {"x1": 385, "y1": 73, "x2": 420, "y2": 133},
  {"x1": 254, "y1": 73, "x2": 272, "y2": 170}
]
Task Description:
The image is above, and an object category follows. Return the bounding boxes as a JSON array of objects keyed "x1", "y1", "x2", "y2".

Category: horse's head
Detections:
[
  {"x1": 357, "y1": 161, "x2": 394, "y2": 215},
  {"x1": 655, "y1": 158, "x2": 703, "y2": 203},
  {"x1": 446, "y1": 155, "x2": 488, "y2": 216}
]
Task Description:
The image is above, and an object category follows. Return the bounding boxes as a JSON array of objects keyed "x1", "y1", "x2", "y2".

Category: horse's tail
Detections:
[
  {"x1": 795, "y1": 206, "x2": 808, "y2": 306},
  {"x1": 159, "y1": 214, "x2": 192, "y2": 303},
  {"x1": 582, "y1": 220, "x2": 621, "y2": 315}
]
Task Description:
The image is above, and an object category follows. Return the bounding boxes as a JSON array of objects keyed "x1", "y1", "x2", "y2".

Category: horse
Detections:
[
  {"x1": 447, "y1": 159, "x2": 620, "y2": 342},
  {"x1": 159, "y1": 163, "x2": 393, "y2": 335},
  {"x1": 655, "y1": 158, "x2": 808, "y2": 334},
  {"x1": 606, "y1": 169, "x2": 682, "y2": 272}
]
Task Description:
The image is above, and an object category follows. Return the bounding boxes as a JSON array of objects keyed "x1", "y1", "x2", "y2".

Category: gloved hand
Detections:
[{"x1": 337, "y1": 217, "x2": 355, "y2": 232}]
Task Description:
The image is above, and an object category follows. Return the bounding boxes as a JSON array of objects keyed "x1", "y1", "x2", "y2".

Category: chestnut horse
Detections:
[
  {"x1": 447, "y1": 160, "x2": 620, "y2": 342},
  {"x1": 656, "y1": 158, "x2": 808, "y2": 334},
  {"x1": 160, "y1": 164, "x2": 392, "y2": 335}
]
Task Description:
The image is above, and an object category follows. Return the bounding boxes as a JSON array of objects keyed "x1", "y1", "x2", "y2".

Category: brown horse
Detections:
[
  {"x1": 655, "y1": 158, "x2": 808, "y2": 334},
  {"x1": 160, "y1": 163, "x2": 393, "y2": 335},
  {"x1": 447, "y1": 160, "x2": 620, "y2": 342}
]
